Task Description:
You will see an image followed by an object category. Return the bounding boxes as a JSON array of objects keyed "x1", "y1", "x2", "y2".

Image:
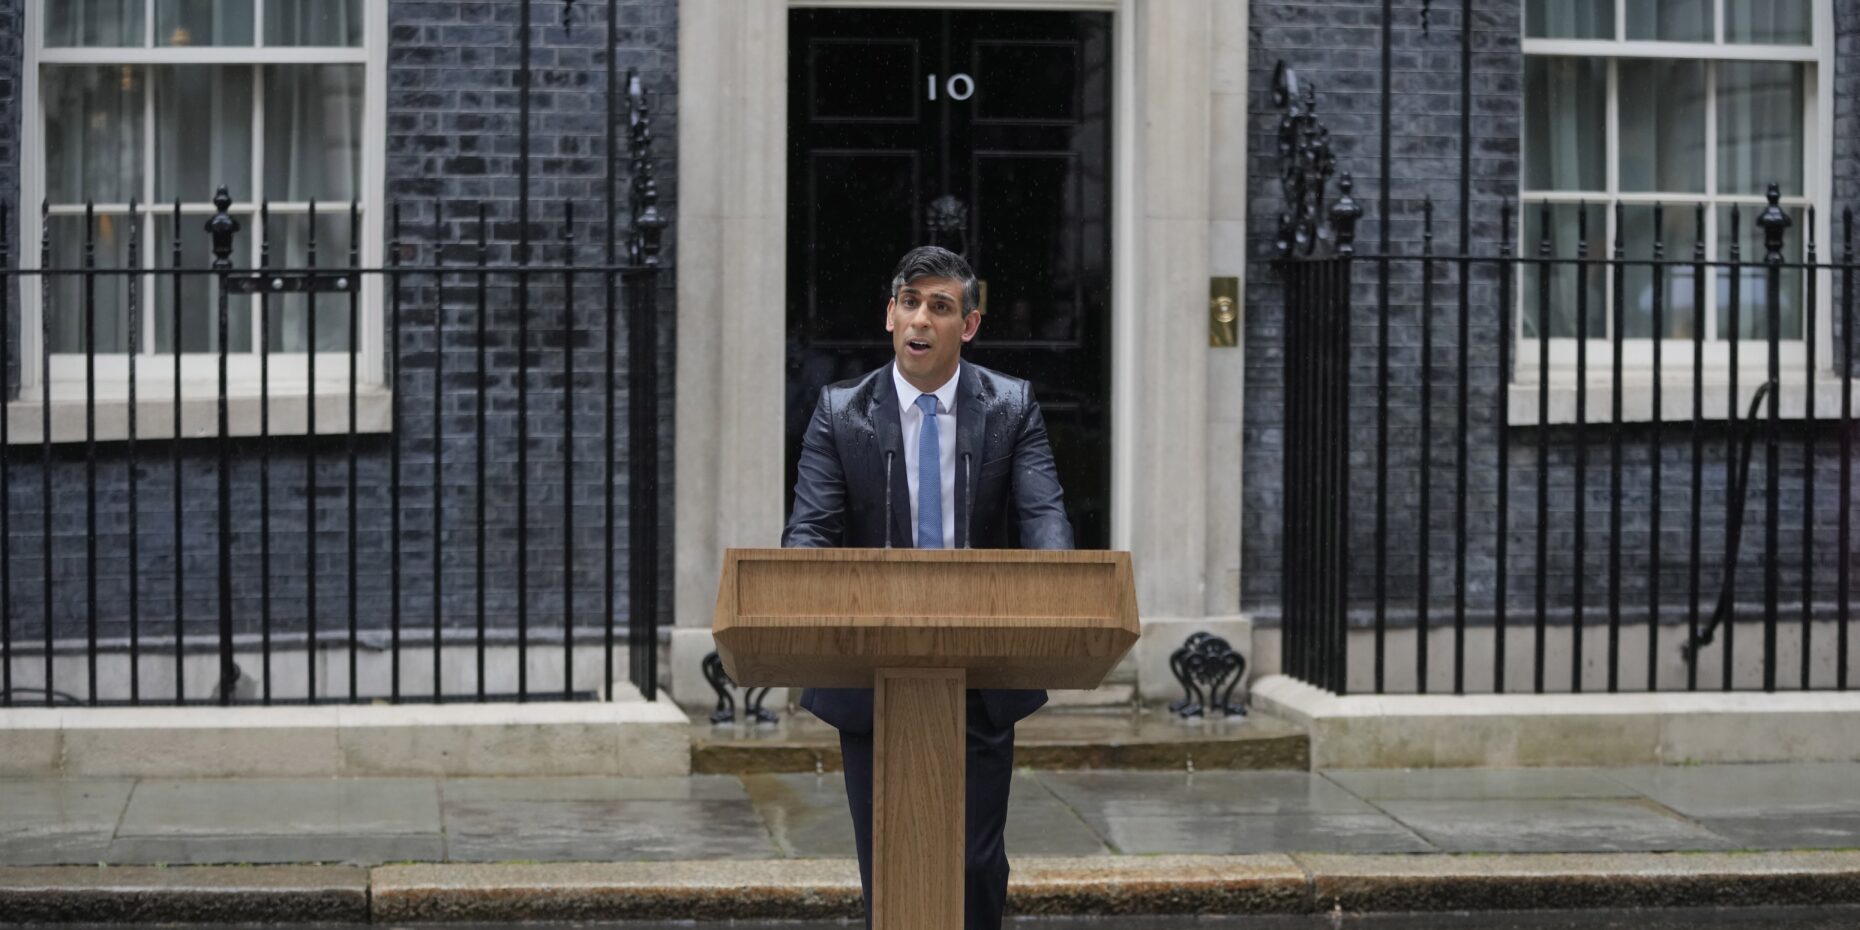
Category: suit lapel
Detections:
[
  {"x1": 954, "y1": 363, "x2": 985, "y2": 549},
  {"x1": 872, "y1": 365, "x2": 912, "y2": 548}
]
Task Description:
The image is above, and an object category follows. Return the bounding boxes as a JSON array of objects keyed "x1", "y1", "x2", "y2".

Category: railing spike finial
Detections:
[
  {"x1": 204, "y1": 186, "x2": 241, "y2": 271},
  {"x1": 1330, "y1": 174, "x2": 1362, "y2": 257},
  {"x1": 1757, "y1": 182, "x2": 1791, "y2": 265},
  {"x1": 627, "y1": 68, "x2": 668, "y2": 267}
]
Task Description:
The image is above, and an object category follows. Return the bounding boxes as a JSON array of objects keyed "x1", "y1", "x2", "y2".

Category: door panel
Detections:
[{"x1": 786, "y1": 9, "x2": 1112, "y2": 549}]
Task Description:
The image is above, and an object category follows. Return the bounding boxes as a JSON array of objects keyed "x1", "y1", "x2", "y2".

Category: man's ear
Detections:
[
  {"x1": 960, "y1": 307, "x2": 982, "y2": 343},
  {"x1": 884, "y1": 297, "x2": 897, "y2": 332}
]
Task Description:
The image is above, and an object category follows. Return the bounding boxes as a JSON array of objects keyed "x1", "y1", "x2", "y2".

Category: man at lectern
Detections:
[{"x1": 783, "y1": 245, "x2": 1073, "y2": 930}]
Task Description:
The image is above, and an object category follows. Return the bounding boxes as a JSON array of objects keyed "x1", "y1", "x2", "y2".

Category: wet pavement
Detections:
[
  {"x1": 5, "y1": 762, "x2": 1860, "y2": 866},
  {"x1": 41, "y1": 910, "x2": 1860, "y2": 928}
]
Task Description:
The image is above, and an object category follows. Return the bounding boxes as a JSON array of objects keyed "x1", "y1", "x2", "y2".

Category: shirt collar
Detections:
[{"x1": 893, "y1": 361, "x2": 960, "y2": 416}]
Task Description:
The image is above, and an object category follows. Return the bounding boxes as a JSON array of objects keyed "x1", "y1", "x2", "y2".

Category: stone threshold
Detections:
[
  {"x1": 691, "y1": 707, "x2": 1308, "y2": 774},
  {"x1": 8, "y1": 852, "x2": 1860, "y2": 923},
  {"x1": 1251, "y1": 674, "x2": 1860, "y2": 769}
]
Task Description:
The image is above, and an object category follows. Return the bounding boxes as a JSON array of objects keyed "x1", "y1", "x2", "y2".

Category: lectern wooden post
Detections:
[{"x1": 713, "y1": 548, "x2": 1140, "y2": 930}]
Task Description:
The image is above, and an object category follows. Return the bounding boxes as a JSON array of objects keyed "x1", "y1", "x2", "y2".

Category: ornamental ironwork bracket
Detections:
[
  {"x1": 701, "y1": 650, "x2": 778, "y2": 726},
  {"x1": 1273, "y1": 63, "x2": 1360, "y2": 261},
  {"x1": 1168, "y1": 632, "x2": 1248, "y2": 719}
]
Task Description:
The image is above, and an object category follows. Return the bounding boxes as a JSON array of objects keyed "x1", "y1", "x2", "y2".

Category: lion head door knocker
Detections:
[{"x1": 925, "y1": 195, "x2": 970, "y2": 257}]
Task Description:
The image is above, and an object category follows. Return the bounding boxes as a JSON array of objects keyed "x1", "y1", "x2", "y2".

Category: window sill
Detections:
[
  {"x1": 4, "y1": 387, "x2": 394, "y2": 445},
  {"x1": 1506, "y1": 377, "x2": 1859, "y2": 427}
]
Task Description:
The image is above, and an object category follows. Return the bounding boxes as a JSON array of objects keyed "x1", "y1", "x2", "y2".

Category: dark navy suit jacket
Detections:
[{"x1": 782, "y1": 361, "x2": 1075, "y2": 733}]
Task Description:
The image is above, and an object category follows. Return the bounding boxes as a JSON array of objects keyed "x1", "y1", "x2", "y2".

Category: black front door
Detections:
[{"x1": 785, "y1": 8, "x2": 1113, "y2": 548}]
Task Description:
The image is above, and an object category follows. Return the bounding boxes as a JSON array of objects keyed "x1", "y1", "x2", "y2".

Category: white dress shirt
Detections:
[{"x1": 894, "y1": 362, "x2": 959, "y2": 548}]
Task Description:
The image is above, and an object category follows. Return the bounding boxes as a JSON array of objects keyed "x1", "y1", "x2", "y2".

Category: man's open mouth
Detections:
[{"x1": 907, "y1": 339, "x2": 932, "y2": 353}]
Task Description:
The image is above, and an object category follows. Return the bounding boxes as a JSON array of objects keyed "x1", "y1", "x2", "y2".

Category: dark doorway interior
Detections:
[{"x1": 785, "y1": 8, "x2": 1114, "y2": 549}]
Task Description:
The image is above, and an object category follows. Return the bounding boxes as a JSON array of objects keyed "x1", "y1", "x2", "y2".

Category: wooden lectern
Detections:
[{"x1": 712, "y1": 547, "x2": 1139, "y2": 930}]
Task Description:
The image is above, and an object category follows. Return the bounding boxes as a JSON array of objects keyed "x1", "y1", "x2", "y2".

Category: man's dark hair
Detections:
[{"x1": 890, "y1": 245, "x2": 981, "y2": 316}]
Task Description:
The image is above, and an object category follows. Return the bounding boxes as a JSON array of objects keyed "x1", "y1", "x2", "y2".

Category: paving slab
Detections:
[
  {"x1": 1034, "y1": 770, "x2": 1380, "y2": 817},
  {"x1": 1373, "y1": 798, "x2": 1734, "y2": 853},
  {"x1": 1605, "y1": 763, "x2": 1860, "y2": 817},
  {"x1": 741, "y1": 771, "x2": 1111, "y2": 858},
  {"x1": 1032, "y1": 771, "x2": 1423, "y2": 855},
  {"x1": 1325, "y1": 767, "x2": 1638, "y2": 801},
  {"x1": 0, "y1": 779, "x2": 133, "y2": 865},
  {"x1": 0, "y1": 864, "x2": 368, "y2": 923},
  {"x1": 1093, "y1": 812, "x2": 1432, "y2": 855},
  {"x1": 1695, "y1": 813, "x2": 1860, "y2": 851},
  {"x1": 442, "y1": 796, "x2": 780, "y2": 862},
  {"x1": 104, "y1": 833, "x2": 446, "y2": 866},
  {"x1": 117, "y1": 777, "x2": 440, "y2": 837},
  {"x1": 440, "y1": 774, "x2": 750, "y2": 803},
  {"x1": 1296, "y1": 850, "x2": 1860, "y2": 912}
]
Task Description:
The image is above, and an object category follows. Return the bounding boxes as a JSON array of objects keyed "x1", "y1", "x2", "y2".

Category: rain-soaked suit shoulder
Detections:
[{"x1": 783, "y1": 361, "x2": 1074, "y2": 733}]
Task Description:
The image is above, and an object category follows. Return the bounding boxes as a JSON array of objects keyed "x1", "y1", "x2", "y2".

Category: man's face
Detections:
[{"x1": 886, "y1": 274, "x2": 980, "y2": 391}]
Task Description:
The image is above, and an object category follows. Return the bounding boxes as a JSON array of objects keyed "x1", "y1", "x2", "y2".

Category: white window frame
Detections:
[
  {"x1": 14, "y1": 0, "x2": 389, "y2": 441},
  {"x1": 1515, "y1": 0, "x2": 1836, "y2": 402}
]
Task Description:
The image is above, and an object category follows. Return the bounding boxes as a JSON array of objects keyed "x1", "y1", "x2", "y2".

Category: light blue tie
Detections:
[{"x1": 915, "y1": 393, "x2": 943, "y2": 549}]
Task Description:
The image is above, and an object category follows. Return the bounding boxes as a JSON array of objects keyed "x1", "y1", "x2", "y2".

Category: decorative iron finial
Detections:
[
  {"x1": 1421, "y1": 0, "x2": 1432, "y2": 35},
  {"x1": 627, "y1": 69, "x2": 667, "y2": 267},
  {"x1": 205, "y1": 186, "x2": 241, "y2": 271},
  {"x1": 1273, "y1": 62, "x2": 1341, "y2": 259},
  {"x1": 563, "y1": 0, "x2": 577, "y2": 27},
  {"x1": 1330, "y1": 174, "x2": 1362, "y2": 257},
  {"x1": 1757, "y1": 182, "x2": 1791, "y2": 265}
]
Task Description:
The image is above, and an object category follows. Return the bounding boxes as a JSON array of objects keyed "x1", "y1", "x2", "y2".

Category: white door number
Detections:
[{"x1": 927, "y1": 73, "x2": 975, "y2": 101}]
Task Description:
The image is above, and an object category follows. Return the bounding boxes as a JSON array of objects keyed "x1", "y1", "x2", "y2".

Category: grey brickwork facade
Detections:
[
  {"x1": 1243, "y1": 0, "x2": 1860, "y2": 639},
  {"x1": 0, "y1": 0, "x2": 677, "y2": 669}
]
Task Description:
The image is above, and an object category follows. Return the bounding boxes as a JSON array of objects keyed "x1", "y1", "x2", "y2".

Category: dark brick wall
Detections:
[
  {"x1": 0, "y1": 0, "x2": 678, "y2": 678},
  {"x1": 1243, "y1": 0, "x2": 1860, "y2": 637},
  {"x1": 1, "y1": 0, "x2": 18, "y2": 314}
]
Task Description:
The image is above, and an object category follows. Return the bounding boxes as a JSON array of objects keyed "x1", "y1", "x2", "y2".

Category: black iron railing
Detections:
[
  {"x1": 1278, "y1": 184, "x2": 1857, "y2": 695},
  {"x1": 0, "y1": 71, "x2": 666, "y2": 708}
]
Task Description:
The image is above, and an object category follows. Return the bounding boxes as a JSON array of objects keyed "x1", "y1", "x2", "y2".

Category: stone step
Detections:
[{"x1": 690, "y1": 707, "x2": 1308, "y2": 774}]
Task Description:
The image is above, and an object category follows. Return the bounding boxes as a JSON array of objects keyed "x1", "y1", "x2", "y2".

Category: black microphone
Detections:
[
  {"x1": 963, "y1": 452, "x2": 974, "y2": 549},
  {"x1": 884, "y1": 450, "x2": 895, "y2": 549}
]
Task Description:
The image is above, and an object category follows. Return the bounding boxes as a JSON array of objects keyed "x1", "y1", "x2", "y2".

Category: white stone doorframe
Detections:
[{"x1": 672, "y1": 1, "x2": 1248, "y2": 658}]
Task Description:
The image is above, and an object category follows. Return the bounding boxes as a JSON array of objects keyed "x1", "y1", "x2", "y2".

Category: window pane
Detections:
[
  {"x1": 1524, "y1": 58, "x2": 1606, "y2": 192},
  {"x1": 1620, "y1": 205, "x2": 1705, "y2": 339},
  {"x1": 264, "y1": 212, "x2": 356, "y2": 353},
  {"x1": 263, "y1": 65, "x2": 364, "y2": 203},
  {"x1": 1525, "y1": 0, "x2": 1615, "y2": 38},
  {"x1": 1520, "y1": 203, "x2": 1608, "y2": 340},
  {"x1": 1619, "y1": 60, "x2": 1705, "y2": 193},
  {"x1": 1625, "y1": 0, "x2": 1711, "y2": 42},
  {"x1": 46, "y1": 214, "x2": 136, "y2": 354},
  {"x1": 156, "y1": 0, "x2": 256, "y2": 47},
  {"x1": 45, "y1": 0, "x2": 144, "y2": 47},
  {"x1": 44, "y1": 67, "x2": 146, "y2": 204},
  {"x1": 153, "y1": 210, "x2": 253, "y2": 354},
  {"x1": 1717, "y1": 62, "x2": 1805, "y2": 197},
  {"x1": 263, "y1": 0, "x2": 363, "y2": 46},
  {"x1": 154, "y1": 67, "x2": 254, "y2": 203},
  {"x1": 1715, "y1": 205, "x2": 1804, "y2": 342},
  {"x1": 1724, "y1": 0, "x2": 1812, "y2": 44}
]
